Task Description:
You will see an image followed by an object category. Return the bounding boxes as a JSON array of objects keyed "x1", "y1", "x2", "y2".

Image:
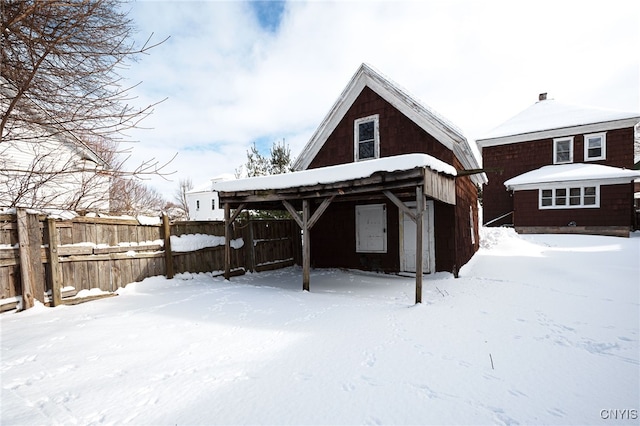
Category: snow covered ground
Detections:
[{"x1": 1, "y1": 228, "x2": 638, "y2": 425}]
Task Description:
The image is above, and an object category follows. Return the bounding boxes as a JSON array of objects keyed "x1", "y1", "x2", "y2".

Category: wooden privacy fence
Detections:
[{"x1": 0, "y1": 210, "x2": 301, "y2": 312}]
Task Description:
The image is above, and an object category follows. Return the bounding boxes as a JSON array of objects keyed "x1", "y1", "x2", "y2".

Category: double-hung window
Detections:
[
  {"x1": 354, "y1": 115, "x2": 380, "y2": 161},
  {"x1": 539, "y1": 186, "x2": 599, "y2": 209},
  {"x1": 584, "y1": 132, "x2": 606, "y2": 161},
  {"x1": 553, "y1": 137, "x2": 574, "y2": 164}
]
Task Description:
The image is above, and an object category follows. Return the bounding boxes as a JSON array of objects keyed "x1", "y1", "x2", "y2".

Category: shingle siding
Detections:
[{"x1": 309, "y1": 87, "x2": 454, "y2": 169}]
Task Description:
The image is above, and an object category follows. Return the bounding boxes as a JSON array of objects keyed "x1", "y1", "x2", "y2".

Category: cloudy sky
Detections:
[{"x1": 120, "y1": 0, "x2": 639, "y2": 198}]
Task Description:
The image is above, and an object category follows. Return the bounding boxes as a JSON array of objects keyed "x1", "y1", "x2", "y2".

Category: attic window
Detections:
[
  {"x1": 354, "y1": 115, "x2": 379, "y2": 161},
  {"x1": 553, "y1": 137, "x2": 574, "y2": 164}
]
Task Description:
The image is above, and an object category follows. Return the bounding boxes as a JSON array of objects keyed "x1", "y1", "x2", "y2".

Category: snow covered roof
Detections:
[
  {"x1": 213, "y1": 153, "x2": 456, "y2": 193},
  {"x1": 504, "y1": 163, "x2": 640, "y2": 191},
  {"x1": 477, "y1": 99, "x2": 640, "y2": 148},
  {"x1": 292, "y1": 64, "x2": 485, "y2": 185},
  {"x1": 187, "y1": 174, "x2": 235, "y2": 194}
]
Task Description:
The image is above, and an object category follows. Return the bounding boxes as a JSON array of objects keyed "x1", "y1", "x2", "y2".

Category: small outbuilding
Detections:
[{"x1": 214, "y1": 64, "x2": 486, "y2": 303}]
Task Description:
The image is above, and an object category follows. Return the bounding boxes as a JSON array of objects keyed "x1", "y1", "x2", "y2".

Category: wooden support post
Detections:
[
  {"x1": 302, "y1": 199, "x2": 310, "y2": 292},
  {"x1": 17, "y1": 209, "x2": 35, "y2": 310},
  {"x1": 415, "y1": 185, "x2": 424, "y2": 304},
  {"x1": 283, "y1": 197, "x2": 334, "y2": 293},
  {"x1": 224, "y1": 203, "x2": 231, "y2": 280},
  {"x1": 162, "y1": 214, "x2": 174, "y2": 279},
  {"x1": 46, "y1": 218, "x2": 62, "y2": 307},
  {"x1": 223, "y1": 203, "x2": 247, "y2": 280}
]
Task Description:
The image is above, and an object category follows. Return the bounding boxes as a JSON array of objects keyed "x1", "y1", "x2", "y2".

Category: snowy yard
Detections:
[{"x1": 1, "y1": 228, "x2": 638, "y2": 425}]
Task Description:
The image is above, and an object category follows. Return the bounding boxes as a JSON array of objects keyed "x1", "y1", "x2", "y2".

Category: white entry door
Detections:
[{"x1": 400, "y1": 200, "x2": 434, "y2": 273}]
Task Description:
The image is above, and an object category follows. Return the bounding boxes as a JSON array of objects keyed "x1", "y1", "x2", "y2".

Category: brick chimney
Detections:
[{"x1": 539, "y1": 92, "x2": 547, "y2": 101}]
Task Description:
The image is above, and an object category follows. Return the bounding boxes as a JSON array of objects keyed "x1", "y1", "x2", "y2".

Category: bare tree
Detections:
[
  {"x1": 173, "y1": 177, "x2": 193, "y2": 219},
  {"x1": 109, "y1": 176, "x2": 167, "y2": 216},
  {"x1": 1, "y1": 0, "x2": 173, "y2": 212}
]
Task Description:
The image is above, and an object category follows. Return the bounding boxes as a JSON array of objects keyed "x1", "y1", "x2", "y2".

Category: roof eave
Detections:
[
  {"x1": 478, "y1": 117, "x2": 640, "y2": 148},
  {"x1": 506, "y1": 176, "x2": 639, "y2": 191}
]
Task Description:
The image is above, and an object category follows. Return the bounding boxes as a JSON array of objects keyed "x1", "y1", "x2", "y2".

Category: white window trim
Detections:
[
  {"x1": 355, "y1": 203, "x2": 387, "y2": 253},
  {"x1": 553, "y1": 136, "x2": 574, "y2": 164},
  {"x1": 583, "y1": 132, "x2": 606, "y2": 161},
  {"x1": 538, "y1": 185, "x2": 600, "y2": 209},
  {"x1": 354, "y1": 114, "x2": 380, "y2": 162}
]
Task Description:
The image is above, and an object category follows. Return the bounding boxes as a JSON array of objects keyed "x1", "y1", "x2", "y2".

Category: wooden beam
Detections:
[
  {"x1": 456, "y1": 167, "x2": 502, "y2": 177},
  {"x1": 217, "y1": 169, "x2": 428, "y2": 206},
  {"x1": 383, "y1": 190, "x2": 416, "y2": 222},
  {"x1": 282, "y1": 200, "x2": 303, "y2": 228},
  {"x1": 307, "y1": 195, "x2": 335, "y2": 229},
  {"x1": 415, "y1": 185, "x2": 424, "y2": 304},
  {"x1": 229, "y1": 203, "x2": 247, "y2": 223},
  {"x1": 219, "y1": 178, "x2": 423, "y2": 204},
  {"x1": 302, "y1": 199, "x2": 310, "y2": 292}
]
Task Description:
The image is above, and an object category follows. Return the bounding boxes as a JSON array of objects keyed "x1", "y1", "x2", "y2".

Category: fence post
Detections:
[
  {"x1": 162, "y1": 214, "x2": 174, "y2": 279},
  {"x1": 16, "y1": 209, "x2": 36, "y2": 309},
  {"x1": 46, "y1": 218, "x2": 62, "y2": 307},
  {"x1": 247, "y1": 219, "x2": 255, "y2": 272}
]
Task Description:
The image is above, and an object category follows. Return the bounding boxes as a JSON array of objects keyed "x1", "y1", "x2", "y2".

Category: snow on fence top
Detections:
[{"x1": 212, "y1": 153, "x2": 457, "y2": 193}]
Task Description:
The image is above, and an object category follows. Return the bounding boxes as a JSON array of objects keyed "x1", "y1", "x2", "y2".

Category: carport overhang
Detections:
[{"x1": 216, "y1": 162, "x2": 456, "y2": 304}]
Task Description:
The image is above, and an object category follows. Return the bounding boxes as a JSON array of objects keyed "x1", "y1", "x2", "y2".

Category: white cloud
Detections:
[{"x1": 119, "y1": 0, "x2": 640, "y2": 200}]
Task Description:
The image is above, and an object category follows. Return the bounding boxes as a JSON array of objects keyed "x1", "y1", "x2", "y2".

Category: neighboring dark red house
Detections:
[{"x1": 477, "y1": 94, "x2": 640, "y2": 237}]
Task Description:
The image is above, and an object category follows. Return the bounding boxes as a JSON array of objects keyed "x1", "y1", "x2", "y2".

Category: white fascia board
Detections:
[
  {"x1": 477, "y1": 118, "x2": 640, "y2": 148},
  {"x1": 364, "y1": 74, "x2": 461, "y2": 153},
  {"x1": 506, "y1": 177, "x2": 637, "y2": 191},
  {"x1": 362, "y1": 71, "x2": 484, "y2": 180}
]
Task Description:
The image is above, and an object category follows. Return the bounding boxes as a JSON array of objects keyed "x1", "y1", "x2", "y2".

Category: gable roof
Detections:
[
  {"x1": 293, "y1": 63, "x2": 485, "y2": 184},
  {"x1": 504, "y1": 163, "x2": 640, "y2": 191},
  {"x1": 477, "y1": 98, "x2": 640, "y2": 148}
]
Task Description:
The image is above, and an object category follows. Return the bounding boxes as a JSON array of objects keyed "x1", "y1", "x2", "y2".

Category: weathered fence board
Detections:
[{"x1": 0, "y1": 214, "x2": 300, "y2": 312}]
